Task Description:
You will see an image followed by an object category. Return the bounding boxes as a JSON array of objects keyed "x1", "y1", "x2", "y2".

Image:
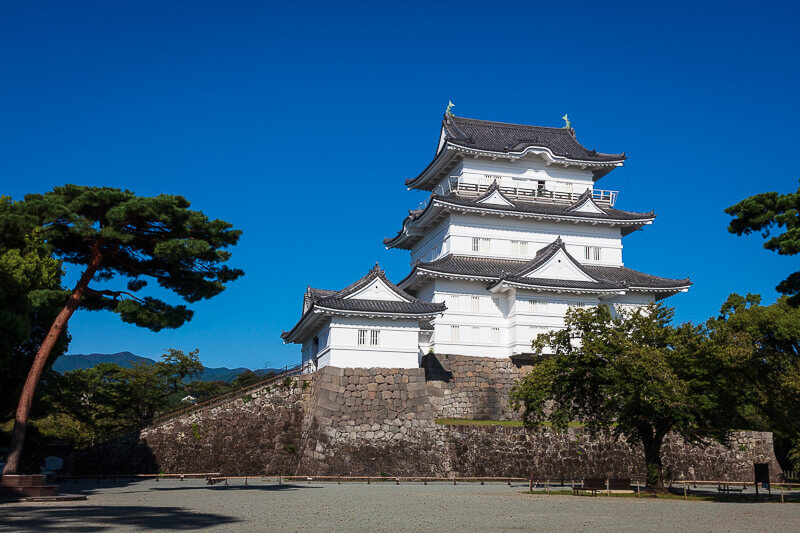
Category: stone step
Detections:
[
  {"x1": 0, "y1": 484, "x2": 60, "y2": 498},
  {"x1": 0, "y1": 474, "x2": 48, "y2": 487}
]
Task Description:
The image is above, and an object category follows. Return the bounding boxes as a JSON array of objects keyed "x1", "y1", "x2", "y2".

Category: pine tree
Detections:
[{"x1": 2, "y1": 185, "x2": 243, "y2": 474}]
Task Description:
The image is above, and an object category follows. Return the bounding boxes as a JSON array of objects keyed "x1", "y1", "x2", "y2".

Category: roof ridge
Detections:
[{"x1": 449, "y1": 114, "x2": 567, "y2": 131}]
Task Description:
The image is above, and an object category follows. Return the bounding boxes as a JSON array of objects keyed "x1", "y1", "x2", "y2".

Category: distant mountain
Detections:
[
  {"x1": 52, "y1": 352, "x2": 153, "y2": 372},
  {"x1": 52, "y1": 352, "x2": 281, "y2": 382}
]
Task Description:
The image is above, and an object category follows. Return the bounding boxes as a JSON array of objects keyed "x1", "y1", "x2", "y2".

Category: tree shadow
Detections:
[
  {"x1": 0, "y1": 505, "x2": 240, "y2": 532},
  {"x1": 150, "y1": 483, "x2": 313, "y2": 492}
]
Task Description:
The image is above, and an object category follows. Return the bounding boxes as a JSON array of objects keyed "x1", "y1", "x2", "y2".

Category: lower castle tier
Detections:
[{"x1": 282, "y1": 113, "x2": 690, "y2": 369}]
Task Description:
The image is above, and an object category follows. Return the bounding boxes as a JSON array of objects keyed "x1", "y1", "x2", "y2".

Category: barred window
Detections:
[
  {"x1": 451, "y1": 325, "x2": 460, "y2": 341},
  {"x1": 529, "y1": 299, "x2": 548, "y2": 312},
  {"x1": 491, "y1": 327, "x2": 500, "y2": 343},
  {"x1": 370, "y1": 330, "x2": 380, "y2": 346},
  {"x1": 471, "y1": 296, "x2": 481, "y2": 313},
  {"x1": 357, "y1": 329, "x2": 366, "y2": 346},
  {"x1": 584, "y1": 246, "x2": 601, "y2": 261}
]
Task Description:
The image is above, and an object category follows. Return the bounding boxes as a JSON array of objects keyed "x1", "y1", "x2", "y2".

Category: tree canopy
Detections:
[
  {"x1": 0, "y1": 197, "x2": 69, "y2": 419},
  {"x1": 726, "y1": 183, "x2": 800, "y2": 305},
  {"x1": 3, "y1": 184, "x2": 243, "y2": 474},
  {"x1": 510, "y1": 304, "x2": 753, "y2": 489},
  {"x1": 711, "y1": 293, "x2": 800, "y2": 467}
]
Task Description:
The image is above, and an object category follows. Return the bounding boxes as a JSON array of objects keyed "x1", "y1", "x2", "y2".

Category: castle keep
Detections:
[{"x1": 283, "y1": 113, "x2": 690, "y2": 368}]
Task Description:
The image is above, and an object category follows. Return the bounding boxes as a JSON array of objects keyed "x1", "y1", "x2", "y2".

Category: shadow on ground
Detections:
[
  {"x1": 149, "y1": 483, "x2": 313, "y2": 492},
  {"x1": 0, "y1": 505, "x2": 240, "y2": 532}
]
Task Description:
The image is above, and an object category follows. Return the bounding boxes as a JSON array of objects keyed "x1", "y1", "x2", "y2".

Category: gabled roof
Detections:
[
  {"x1": 406, "y1": 115, "x2": 627, "y2": 190},
  {"x1": 443, "y1": 115, "x2": 625, "y2": 163},
  {"x1": 282, "y1": 264, "x2": 446, "y2": 344},
  {"x1": 490, "y1": 238, "x2": 622, "y2": 291},
  {"x1": 398, "y1": 239, "x2": 691, "y2": 299},
  {"x1": 384, "y1": 191, "x2": 655, "y2": 249}
]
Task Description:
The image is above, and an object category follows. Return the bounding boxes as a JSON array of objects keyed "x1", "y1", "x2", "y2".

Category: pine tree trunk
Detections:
[{"x1": 3, "y1": 246, "x2": 101, "y2": 475}]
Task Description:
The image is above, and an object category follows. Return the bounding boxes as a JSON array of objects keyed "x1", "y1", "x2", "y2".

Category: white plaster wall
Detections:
[
  {"x1": 324, "y1": 316, "x2": 421, "y2": 369},
  {"x1": 439, "y1": 158, "x2": 598, "y2": 194},
  {"x1": 603, "y1": 292, "x2": 656, "y2": 317},
  {"x1": 429, "y1": 278, "x2": 510, "y2": 358},
  {"x1": 410, "y1": 218, "x2": 451, "y2": 264},
  {"x1": 447, "y1": 213, "x2": 623, "y2": 265}
]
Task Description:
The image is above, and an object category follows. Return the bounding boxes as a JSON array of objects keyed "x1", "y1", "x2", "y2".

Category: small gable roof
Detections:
[{"x1": 282, "y1": 264, "x2": 446, "y2": 343}]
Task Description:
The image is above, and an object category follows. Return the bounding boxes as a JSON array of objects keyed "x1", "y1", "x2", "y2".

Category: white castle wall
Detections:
[{"x1": 410, "y1": 213, "x2": 624, "y2": 266}]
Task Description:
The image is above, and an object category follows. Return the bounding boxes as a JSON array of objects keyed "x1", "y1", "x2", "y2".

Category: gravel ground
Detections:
[{"x1": 1, "y1": 478, "x2": 799, "y2": 532}]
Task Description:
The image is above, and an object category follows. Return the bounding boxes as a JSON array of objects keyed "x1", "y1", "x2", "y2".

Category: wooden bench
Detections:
[
  {"x1": 717, "y1": 483, "x2": 745, "y2": 494},
  {"x1": 573, "y1": 478, "x2": 605, "y2": 496}
]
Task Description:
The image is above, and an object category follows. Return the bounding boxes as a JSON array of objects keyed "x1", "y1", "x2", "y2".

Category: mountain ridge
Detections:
[{"x1": 52, "y1": 352, "x2": 281, "y2": 382}]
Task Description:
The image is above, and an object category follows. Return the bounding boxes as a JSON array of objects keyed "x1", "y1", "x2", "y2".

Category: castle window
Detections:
[
  {"x1": 370, "y1": 330, "x2": 380, "y2": 346},
  {"x1": 584, "y1": 246, "x2": 601, "y2": 261},
  {"x1": 491, "y1": 327, "x2": 500, "y2": 343},
  {"x1": 357, "y1": 329, "x2": 366, "y2": 346},
  {"x1": 473, "y1": 237, "x2": 490, "y2": 253},
  {"x1": 451, "y1": 325, "x2": 460, "y2": 341},
  {"x1": 472, "y1": 326, "x2": 480, "y2": 341},
  {"x1": 471, "y1": 296, "x2": 481, "y2": 313},
  {"x1": 512, "y1": 240, "x2": 529, "y2": 257},
  {"x1": 529, "y1": 299, "x2": 548, "y2": 312}
]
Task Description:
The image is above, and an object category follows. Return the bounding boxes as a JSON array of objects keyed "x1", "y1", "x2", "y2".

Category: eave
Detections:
[
  {"x1": 385, "y1": 198, "x2": 654, "y2": 250},
  {"x1": 406, "y1": 142, "x2": 625, "y2": 191}
]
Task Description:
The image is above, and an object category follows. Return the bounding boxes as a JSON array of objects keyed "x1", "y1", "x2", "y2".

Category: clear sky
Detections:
[{"x1": 2, "y1": 1, "x2": 798, "y2": 370}]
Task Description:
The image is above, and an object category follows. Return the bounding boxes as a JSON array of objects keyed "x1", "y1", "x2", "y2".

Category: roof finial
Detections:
[
  {"x1": 561, "y1": 113, "x2": 571, "y2": 129},
  {"x1": 445, "y1": 100, "x2": 455, "y2": 116}
]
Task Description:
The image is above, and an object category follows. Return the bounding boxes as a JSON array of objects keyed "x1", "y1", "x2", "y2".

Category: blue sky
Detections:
[{"x1": 2, "y1": 1, "x2": 798, "y2": 369}]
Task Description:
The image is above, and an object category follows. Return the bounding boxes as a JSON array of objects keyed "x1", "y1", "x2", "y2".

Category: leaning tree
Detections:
[
  {"x1": 510, "y1": 304, "x2": 753, "y2": 491},
  {"x1": 3, "y1": 185, "x2": 243, "y2": 474}
]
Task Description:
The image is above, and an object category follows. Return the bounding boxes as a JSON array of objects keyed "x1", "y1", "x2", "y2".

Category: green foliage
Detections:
[
  {"x1": 41, "y1": 347, "x2": 207, "y2": 443},
  {"x1": 510, "y1": 303, "x2": 753, "y2": 489},
  {"x1": 192, "y1": 423, "x2": 201, "y2": 440},
  {"x1": 284, "y1": 443, "x2": 297, "y2": 454},
  {"x1": 158, "y1": 348, "x2": 203, "y2": 393},
  {"x1": 281, "y1": 376, "x2": 294, "y2": 390},
  {"x1": 726, "y1": 184, "x2": 800, "y2": 305},
  {"x1": 242, "y1": 394, "x2": 253, "y2": 403},
  {"x1": 0, "y1": 200, "x2": 70, "y2": 418},
  {"x1": 302, "y1": 380, "x2": 310, "y2": 390},
  {"x1": 8, "y1": 184, "x2": 243, "y2": 331},
  {"x1": 711, "y1": 294, "x2": 800, "y2": 468},
  {"x1": 231, "y1": 369, "x2": 260, "y2": 389}
]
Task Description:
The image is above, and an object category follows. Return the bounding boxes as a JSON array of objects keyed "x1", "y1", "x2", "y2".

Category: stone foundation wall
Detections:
[
  {"x1": 71, "y1": 361, "x2": 782, "y2": 481},
  {"x1": 423, "y1": 354, "x2": 531, "y2": 420},
  {"x1": 71, "y1": 375, "x2": 313, "y2": 475}
]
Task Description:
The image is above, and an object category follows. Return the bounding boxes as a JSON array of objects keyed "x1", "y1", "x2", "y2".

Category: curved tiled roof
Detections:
[
  {"x1": 444, "y1": 115, "x2": 626, "y2": 162},
  {"x1": 437, "y1": 191, "x2": 653, "y2": 221},
  {"x1": 399, "y1": 240, "x2": 691, "y2": 296},
  {"x1": 385, "y1": 189, "x2": 654, "y2": 249}
]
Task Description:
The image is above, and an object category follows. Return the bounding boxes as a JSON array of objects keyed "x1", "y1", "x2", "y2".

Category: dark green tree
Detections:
[
  {"x1": 0, "y1": 197, "x2": 69, "y2": 420},
  {"x1": 510, "y1": 304, "x2": 753, "y2": 491},
  {"x1": 158, "y1": 348, "x2": 204, "y2": 393},
  {"x1": 711, "y1": 294, "x2": 800, "y2": 468},
  {"x1": 231, "y1": 369, "x2": 260, "y2": 389},
  {"x1": 3, "y1": 185, "x2": 242, "y2": 474},
  {"x1": 726, "y1": 183, "x2": 800, "y2": 305}
]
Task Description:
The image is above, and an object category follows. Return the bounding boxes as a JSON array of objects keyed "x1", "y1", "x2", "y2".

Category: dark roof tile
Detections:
[{"x1": 444, "y1": 115, "x2": 625, "y2": 163}]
